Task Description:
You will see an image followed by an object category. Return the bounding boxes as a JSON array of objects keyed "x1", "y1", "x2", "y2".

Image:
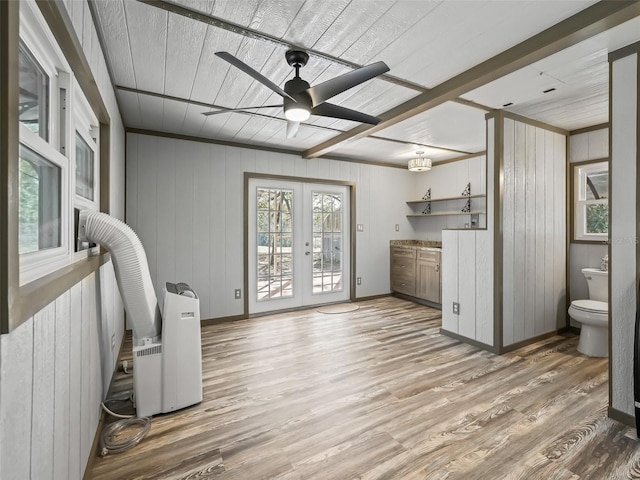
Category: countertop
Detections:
[{"x1": 390, "y1": 240, "x2": 442, "y2": 249}]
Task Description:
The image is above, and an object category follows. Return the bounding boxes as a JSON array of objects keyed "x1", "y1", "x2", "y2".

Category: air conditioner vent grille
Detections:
[{"x1": 136, "y1": 345, "x2": 162, "y2": 357}]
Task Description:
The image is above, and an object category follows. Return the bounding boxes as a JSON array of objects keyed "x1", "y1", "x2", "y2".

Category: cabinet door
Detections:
[
  {"x1": 390, "y1": 248, "x2": 416, "y2": 296},
  {"x1": 416, "y1": 258, "x2": 441, "y2": 303}
]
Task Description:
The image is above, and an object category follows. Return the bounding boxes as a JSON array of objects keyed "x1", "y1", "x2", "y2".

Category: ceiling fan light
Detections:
[
  {"x1": 408, "y1": 157, "x2": 432, "y2": 172},
  {"x1": 284, "y1": 104, "x2": 310, "y2": 122}
]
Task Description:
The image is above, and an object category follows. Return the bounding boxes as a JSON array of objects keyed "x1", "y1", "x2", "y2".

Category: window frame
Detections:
[
  {"x1": 17, "y1": 9, "x2": 73, "y2": 285},
  {"x1": 571, "y1": 158, "x2": 609, "y2": 243},
  {"x1": 72, "y1": 79, "x2": 100, "y2": 258},
  {"x1": 2, "y1": 0, "x2": 113, "y2": 333}
]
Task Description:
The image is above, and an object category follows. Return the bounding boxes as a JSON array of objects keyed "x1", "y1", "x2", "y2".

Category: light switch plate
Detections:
[{"x1": 357, "y1": 224, "x2": 364, "y2": 232}]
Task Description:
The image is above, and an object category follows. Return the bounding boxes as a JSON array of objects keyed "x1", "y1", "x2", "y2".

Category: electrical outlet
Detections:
[
  {"x1": 357, "y1": 277, "x2": 362, "y2": 285},
  {"x1": 453, "y1": 302, "x2": 460, "y2": 315},
  {"x1": 235, "y1": 289, "x2": 241, "y2": 299},
  {"x1": 111, "y1": 333, "x2": 116, "y2": 351},
  {"x1": 395, "y1": 224, "x2": 399, "y2": 232}
]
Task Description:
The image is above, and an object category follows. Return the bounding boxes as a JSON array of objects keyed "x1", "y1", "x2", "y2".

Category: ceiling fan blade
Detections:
[
  {"x1": 306, "y1": 61, "x2": 390, "y2": 107},
  {"x1": 311, "y1": 103, "x2": 381, "y2": 125},
  {"x1": 287, "y1": 121, "x2": 300, "y2": 139},
  {"x1": 215, "y1": 52, "x2": 295, "y2": 101},
  {"x1": 201, "y1": 104, "x2": 282, "y2": 116}
]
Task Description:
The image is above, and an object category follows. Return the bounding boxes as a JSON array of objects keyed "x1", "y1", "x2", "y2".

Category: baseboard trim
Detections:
[
  {"x1": 500, "y1": 330, "x2": 560, "y2": 354},
  {"x1": 354, "y1": 293, "x2": 392, "y2": 302},
  {"x1": 440, "y1": 328, "x2": 498, "y2": 354},
  {"x1": 608, "y1": 406, "x2": 636, "y2": 428},
  {"x1": 201, "y1": 314, "x2": 246, "y2": 326},
  {"x1": 558, "y1": 325, "x2": 580, "y2": 335},
  {"x1": 393, "y1": 292, "x2": 442, "y2": 310}
]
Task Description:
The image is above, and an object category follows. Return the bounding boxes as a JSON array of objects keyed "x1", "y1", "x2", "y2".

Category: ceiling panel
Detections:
[
  {"x1": 93, "y1": 0, "x2": 640, "y2": 166},
  {"x1": 348, "y1": 0, "x2": 598, "y2": 88},
  {"x1": 465, "y1": 15, "x2": 640, "y2": 130},
  {"x1": 376, "y1": 102, "x2": 487, "y2": 153},
  {"x1": 164, "y1": 12, "x2": 208, "y2": 99},
  {"x1": 92, "y1": 0, "x2": 136, "y2": 86},
  {"x1": 330, "y1": 137, "x2": 466, "y2": 167},
  {"x1": 123, "y1": 1, "x2": 167, "y2": 92}
]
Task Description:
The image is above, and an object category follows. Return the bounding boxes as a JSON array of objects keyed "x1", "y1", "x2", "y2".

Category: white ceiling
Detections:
[{"x1": 90, "y1": 0, "x2": 640, "y2": 167}]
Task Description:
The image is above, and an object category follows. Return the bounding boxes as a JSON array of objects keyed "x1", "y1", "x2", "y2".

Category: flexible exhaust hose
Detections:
[{"x1": 78, "y1": 211, "x2": 161, "y2": 345}]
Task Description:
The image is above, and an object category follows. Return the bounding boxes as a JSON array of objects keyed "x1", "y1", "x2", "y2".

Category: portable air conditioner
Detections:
[{"x1": 78, "y1": 211, "x2": 203, "y2": 417}]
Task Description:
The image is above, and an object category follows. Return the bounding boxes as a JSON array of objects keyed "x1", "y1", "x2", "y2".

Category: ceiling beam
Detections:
[
  {"x1": 115, "y1": 85, "x2": 474, "y2": 155},
  {"x1": 303, "y1": 0, "x2": 640, "y2": 159},
  {"x1": 136, "y1": 0, "x2": 492, "y2": 113}
]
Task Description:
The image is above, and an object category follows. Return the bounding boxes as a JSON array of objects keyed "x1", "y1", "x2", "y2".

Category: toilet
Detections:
[{"x1": 568, "y1": 267, "x2": 608, "y2": 357}]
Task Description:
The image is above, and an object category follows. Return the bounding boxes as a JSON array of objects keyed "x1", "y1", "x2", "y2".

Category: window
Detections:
[
  {"x1": 573, "y1": 160, "x2": 608, "y2": 242},
  {"x1": 19, "y1": 144, "x2": 61, "y2": 253},
  {"x1": 18, "y1": 1, "x2": 73, "y2": 285},
  {"x1": 75, "y1": 131, "x2": 94, "y2": 200},
  {"x1": 19, "y1": 41, "x2": 49, "y2": 140}
]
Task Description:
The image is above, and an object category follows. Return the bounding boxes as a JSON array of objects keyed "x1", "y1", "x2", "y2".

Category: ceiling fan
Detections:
[{"x1": 203, "y1": 50, "x2": 389, "y2": 138}]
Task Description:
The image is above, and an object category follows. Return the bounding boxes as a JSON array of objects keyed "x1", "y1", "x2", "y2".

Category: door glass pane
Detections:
[
  {"x1": 256, "y1": 187, "x2": 294, "y2": 301},
  {"x1": 311, "y1": 191, "x2": 343, "y2": 294}
]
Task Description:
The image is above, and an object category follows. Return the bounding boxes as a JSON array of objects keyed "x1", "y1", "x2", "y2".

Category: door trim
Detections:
[{"x1": 244, "y1": 172, "x2": 356, "y2": 317}]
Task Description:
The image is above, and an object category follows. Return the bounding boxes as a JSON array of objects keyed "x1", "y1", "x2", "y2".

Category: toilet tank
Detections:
[{"x1": 582, "y1": 267, "x2": 608, "y2": 302}]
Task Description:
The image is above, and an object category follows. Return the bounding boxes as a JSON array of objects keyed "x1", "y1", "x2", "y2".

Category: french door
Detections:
[{"x1": 248, "y1": 178, "x2": 350, "y2": 314}]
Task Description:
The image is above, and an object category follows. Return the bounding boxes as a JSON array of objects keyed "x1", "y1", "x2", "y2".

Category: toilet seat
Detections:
[{"x1": 570, "y1": 299, "x2": 608, "y2": 314}]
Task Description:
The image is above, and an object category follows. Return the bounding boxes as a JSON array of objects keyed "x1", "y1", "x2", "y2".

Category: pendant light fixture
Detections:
[{"x1": 408, "y1": 151, "x2": 432, "y2": 172}]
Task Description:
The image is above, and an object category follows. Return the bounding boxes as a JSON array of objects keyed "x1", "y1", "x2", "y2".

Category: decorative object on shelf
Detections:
[
  {"x1": 422, "y1": 203, "x2": 431, "y2": 215},
  {"x1": 461, "y1": 198, "x2": 471, "y2": 213},
  {"x1": 601, "y1": 254, "x2": 608, "y2": 272},
  {"x1": 408, "y1": 151, "x2": 432, "y2": 172},
  {"x1": 422, "y1": 188, "x2": 431, "y2": 200},
  {"x1": 461, "y1": 182, "x2": 471, "y2": 196}
]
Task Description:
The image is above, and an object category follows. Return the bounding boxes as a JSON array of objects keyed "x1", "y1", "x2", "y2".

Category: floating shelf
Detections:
[
  {"x1": 406, "y1": 194, "x2": 485, "y2": 205},
  {"x1": 407, "y1": 211, "x2": 487, "y2": 217}
]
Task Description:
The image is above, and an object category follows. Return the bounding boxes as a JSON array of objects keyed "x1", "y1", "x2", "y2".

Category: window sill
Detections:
[{"x1": 18, "y1": 251, "x2": 110, "y2": 323}]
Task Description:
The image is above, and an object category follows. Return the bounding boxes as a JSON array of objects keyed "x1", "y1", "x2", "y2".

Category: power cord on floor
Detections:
[
  {"x1": 99, "y1": 417, "x2": 151, "y2": 456},
  {"x1": 99, "y1": 390, "x2": 151, "y2": 456}
]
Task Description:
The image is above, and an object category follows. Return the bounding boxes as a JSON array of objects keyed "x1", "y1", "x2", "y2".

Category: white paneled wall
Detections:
[
  {"x1": 568, "y1": 129, "x2": 608, "y2": 307},
  {"x1": 610, "y1": 52, "x2": 637, "y2": 418},
  {"x1": 0, "y1": 265, "x2": 124, "y2": 480},
  {"x1": 443, "y1": 116, "x2": 566, "y2": 350},
  {"x1": 502, "y1": 118, "x2": 566, "y2": 346},
  {"x1": 0, "y1": 1, "x2": 126, "y2": 479},
  {"x1": 126, "y1": 133, "x2": 412, "y2": 320},
  {"x1": 441, "y1": 122, "x2": 494, "y2": 346}
]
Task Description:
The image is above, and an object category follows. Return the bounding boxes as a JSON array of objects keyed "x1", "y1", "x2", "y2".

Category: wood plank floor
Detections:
[{"x1": 90, "y1": 297, "x2": 640, "y2": 480}]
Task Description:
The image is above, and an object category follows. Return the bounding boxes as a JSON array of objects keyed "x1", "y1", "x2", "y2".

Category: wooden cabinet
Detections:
[
  {"x1": 390, "y1": 246, "x2": 441, "y2": 305},
  {"x1": 416, "y1": 250, "x2": 441, "y2": 303},
  {"x1": 390, "y1": 247, "x2": 416, "y2": 296}
]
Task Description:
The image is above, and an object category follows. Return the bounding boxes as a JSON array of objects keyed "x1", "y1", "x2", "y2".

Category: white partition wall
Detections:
[
  {"x1": 609, "y1": 47, "x2": 638, "y2": 423},
  {"x1": 501, "y1": 116, "x2": 567, "y2": 347},
  {"x1": 441, "y1": 123, "x2": 494, "y2": 348},
  {"x1": 442, "y1": 113, "x2": 566, "y2": 353}
]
